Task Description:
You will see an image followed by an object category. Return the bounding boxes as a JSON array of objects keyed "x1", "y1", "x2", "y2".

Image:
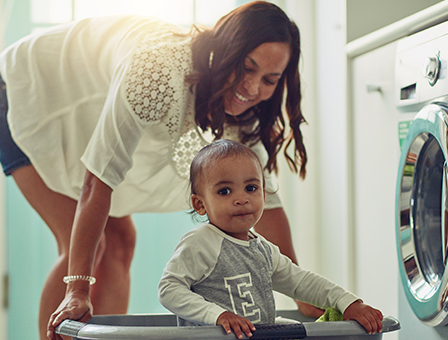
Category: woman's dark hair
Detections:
[{"x1": 186, "y1": 1, "x2": 307, "y2": 178}]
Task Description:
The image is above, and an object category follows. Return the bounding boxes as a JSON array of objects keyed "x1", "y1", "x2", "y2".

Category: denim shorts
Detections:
[{"x1": 0, "y1": 75, "x2": 31, "y2": 175}]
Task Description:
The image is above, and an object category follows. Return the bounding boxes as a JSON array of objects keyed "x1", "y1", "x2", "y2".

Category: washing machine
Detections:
[{"x1": 395, "y1": 19, "x2": 448, "y2": 330}]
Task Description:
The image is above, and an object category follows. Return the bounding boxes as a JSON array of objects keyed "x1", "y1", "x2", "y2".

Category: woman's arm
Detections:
[
  {"x1": 47, "y1": 170, "x2": 112, "y2": 340},
  {"x1": 254, "y1": 208, "x2": 324, "y2": 319}
]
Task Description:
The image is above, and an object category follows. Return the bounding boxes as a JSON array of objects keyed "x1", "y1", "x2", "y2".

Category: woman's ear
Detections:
[{"x1": 191, "y1": 194, "x2": 207, "y2": 215}]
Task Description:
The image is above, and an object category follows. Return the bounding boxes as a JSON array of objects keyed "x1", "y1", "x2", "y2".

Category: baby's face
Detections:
[{"x1": 192, "y1": 155, "x2": 265, "y2": 240}]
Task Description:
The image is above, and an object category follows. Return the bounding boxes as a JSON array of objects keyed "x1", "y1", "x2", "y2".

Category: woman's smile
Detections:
[{"x1": 234, "y1": 90, "x2": 251, "y2": 103}]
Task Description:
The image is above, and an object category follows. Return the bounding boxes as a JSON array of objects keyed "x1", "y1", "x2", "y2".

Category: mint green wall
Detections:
[
  {"x1": 6, "y1": 178, "x2": 54, "y2": 339},
  {"x1": 4, "y1": 0, "x2": 32, "y2": 46}
]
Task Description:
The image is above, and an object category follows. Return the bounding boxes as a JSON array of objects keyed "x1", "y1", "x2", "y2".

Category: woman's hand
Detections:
[
  {"x1": 47, "y1": 289, "x2": 93, "y2": 340},
  {"x1": 216, "y1": 311, "x2": 256, "y2": 339},
  {"x1": 343, "y1": 300, "x2": 383, "y2": 334}
]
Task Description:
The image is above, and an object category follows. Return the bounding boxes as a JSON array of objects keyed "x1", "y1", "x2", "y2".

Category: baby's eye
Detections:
[
  {"x1": 246, "y1": 185, "x2": 258, "y2": 192},
  {"x1": 218, "y1": 188, "x2": 231, "y2": 195}
]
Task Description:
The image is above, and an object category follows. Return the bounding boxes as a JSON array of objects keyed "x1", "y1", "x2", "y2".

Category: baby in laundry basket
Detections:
[{"x1": 158, "y1": 140, "x2": 383, "y2": 339}]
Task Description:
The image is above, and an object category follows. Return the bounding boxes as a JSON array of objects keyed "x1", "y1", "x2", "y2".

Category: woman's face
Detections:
[{"x1": 223, "y1": 42, "x2": 291, "y2": 117}]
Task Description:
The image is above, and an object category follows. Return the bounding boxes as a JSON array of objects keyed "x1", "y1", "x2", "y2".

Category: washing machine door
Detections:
[{"x1": 396, "y1": 103, "x2": 448, "y2": 326}]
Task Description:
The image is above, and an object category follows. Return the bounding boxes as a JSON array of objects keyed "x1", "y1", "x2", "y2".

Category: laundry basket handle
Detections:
[{"x1": 56, "y1": 320, "x2": 307, "y2": 340}]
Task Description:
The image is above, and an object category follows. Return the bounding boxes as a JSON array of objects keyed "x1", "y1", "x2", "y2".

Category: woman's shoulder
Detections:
[{"x1": 122, "y1": 27, "x2": 193, "y2": 125}]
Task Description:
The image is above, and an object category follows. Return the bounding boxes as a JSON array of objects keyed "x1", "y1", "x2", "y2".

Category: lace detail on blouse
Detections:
[
  {"x1": 124, "y1": 32, "x2": 193, "y2": 138},
  {"x1": 172, "y1": 119, "x2": 241, "y2": 180},
  {"x1": 172, "y1": 128, "x2": 209, "y2": 179}
]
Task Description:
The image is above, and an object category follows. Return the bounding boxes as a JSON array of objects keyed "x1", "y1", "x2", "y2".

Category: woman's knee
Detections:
[{"x1": 103, "y1": 216, "x2": 137, "y2": 267}]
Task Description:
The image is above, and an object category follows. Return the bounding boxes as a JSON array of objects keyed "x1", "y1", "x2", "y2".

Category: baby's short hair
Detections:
[{"x1": 190, "y1": 139, "x2": 264, "y2": 195}]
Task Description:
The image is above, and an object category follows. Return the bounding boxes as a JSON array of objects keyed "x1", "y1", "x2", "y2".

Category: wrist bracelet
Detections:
[{"x1": 63, "y1": 275, "x2": 96, "y2": 285}]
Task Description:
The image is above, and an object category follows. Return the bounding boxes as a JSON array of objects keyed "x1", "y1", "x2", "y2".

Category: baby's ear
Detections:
[{"x1": 191, "y1": 194, "x2": 207, "y2": 215}]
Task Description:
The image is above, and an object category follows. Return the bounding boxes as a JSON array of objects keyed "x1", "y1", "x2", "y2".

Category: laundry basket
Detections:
[{"x1": 56, "y1": 310, "x2": 400, "y2": 340}]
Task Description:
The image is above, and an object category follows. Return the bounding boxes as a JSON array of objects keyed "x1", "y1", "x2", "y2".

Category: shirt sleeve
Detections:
[
  {"x1": 81, "y1": 36, "x2": 193, "y2": 189},
  {"x1": 267, "y1": 238, "x2": 360, "y2": 313},
  {"x1": 158, "y1": 225, "x2": 228, "y2": 325},
  {"x1": 80, "y1": 63, "x2": 149, "y2": 189}
]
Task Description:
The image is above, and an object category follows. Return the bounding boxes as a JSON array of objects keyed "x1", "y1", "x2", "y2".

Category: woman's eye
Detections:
[
  {"x1": 246, "y1": 185, "x2": 257, "y2": 192},
  {"x1": 264, "y1": 78, "x2": 276, "y2": 85},
  {"x1": 218, "y1": 188, "x2": 231, "y2": 195}
]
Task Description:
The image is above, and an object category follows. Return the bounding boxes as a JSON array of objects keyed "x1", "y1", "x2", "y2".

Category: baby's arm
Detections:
[
  {"x1": 217, "y1": 311, "x2": 256, "y2": 339},
  {"x1": 267, "y1": 237, "x2": 384, "y2": 334},
  {"x1": 343, "y1": 300, "x2": 383, "y2": 334}
]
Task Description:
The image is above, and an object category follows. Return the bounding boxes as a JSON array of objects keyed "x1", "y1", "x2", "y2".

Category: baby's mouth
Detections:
[{"x1": 234, "y1": 211, "x2": 252, "y2": 217}]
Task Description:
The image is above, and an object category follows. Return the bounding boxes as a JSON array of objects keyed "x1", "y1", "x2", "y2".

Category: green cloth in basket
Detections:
[{"x1": 316, "y1": 307, "x2": 343, "y2": 322}]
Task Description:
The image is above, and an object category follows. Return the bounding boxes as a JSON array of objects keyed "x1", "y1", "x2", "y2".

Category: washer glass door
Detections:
[{"x1": 396, "y1": 103, "x2": 448, "y2": 326}]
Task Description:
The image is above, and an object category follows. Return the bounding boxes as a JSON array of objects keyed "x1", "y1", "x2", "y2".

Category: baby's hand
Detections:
[
  {"x1": 343, "y1": 300, "x2": 383, "y2": 334},
  {"x1": 216, "y1": 311, "x2": 256, "y2": 339}
]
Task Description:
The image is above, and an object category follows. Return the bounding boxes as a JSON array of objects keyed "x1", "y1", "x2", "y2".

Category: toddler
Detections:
[{"x1": 158, "y1": 140, "x2": 383, "y2": 339}]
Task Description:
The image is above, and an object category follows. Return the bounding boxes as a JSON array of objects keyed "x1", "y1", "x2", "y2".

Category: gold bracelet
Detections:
[{"x1": 63, "y1": 275, "x2": 96, "y2": 285}]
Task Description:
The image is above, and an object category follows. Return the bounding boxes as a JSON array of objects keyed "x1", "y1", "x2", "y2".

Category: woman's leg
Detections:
[
  {"x1": 11, "y1": 165, "x2": 136, "y2": 339},
  {"x1": 90, "y1": 215, "x2": 136, "y2": 314}
]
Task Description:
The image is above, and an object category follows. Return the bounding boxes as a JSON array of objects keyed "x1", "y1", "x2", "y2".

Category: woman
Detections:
[{"x1": 0, "y1": 2, "x2": 320, "y2": 339}]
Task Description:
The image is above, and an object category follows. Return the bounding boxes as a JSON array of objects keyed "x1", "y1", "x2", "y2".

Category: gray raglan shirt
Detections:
[{"x1": 158, "y1": 223, "x2": 359, "y2": 326}]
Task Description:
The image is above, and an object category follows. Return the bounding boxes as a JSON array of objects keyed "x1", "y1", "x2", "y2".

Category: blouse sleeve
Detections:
[{"x1": 81, "y1": 35, "x2": 193, "y2": 189}]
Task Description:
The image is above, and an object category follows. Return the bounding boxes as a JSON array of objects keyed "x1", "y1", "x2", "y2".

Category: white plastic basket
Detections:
[{"x1": 56, "y1": 310, "x2": 400, "y2": 340}]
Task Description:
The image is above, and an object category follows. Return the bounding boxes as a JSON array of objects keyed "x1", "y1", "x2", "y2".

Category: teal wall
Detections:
[
  {"x1": 4, "y1": 3, "x2": 31, "y2": 46},
  {"x1": 6, "y1": 178, "x2": 53, "y2": 339}
]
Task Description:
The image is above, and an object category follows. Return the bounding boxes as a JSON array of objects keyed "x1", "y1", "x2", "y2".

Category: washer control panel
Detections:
[{"x1": 395, "y1": 20, "x2": 448, "y2": 110}]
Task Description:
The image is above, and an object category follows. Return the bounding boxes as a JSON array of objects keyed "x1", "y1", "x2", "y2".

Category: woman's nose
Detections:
[{"x1": 243, "y1": 76, "x2": 260, "y2": 96}]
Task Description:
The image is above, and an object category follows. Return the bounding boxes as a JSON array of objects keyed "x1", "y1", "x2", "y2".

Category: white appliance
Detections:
[
  {"x1": 395, "y1": 20, "x2": 448, "y2": 332},
  {"x1": 348, "y1": 2, "x2": 448, "y2": 339}
]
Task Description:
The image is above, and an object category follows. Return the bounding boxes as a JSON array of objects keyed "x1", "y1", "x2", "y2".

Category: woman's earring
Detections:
[{"x1": 209, "y1": 51, "x2": 214, "y2": 69}]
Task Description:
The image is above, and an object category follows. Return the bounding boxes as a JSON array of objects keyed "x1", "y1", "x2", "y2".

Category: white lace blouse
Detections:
[{"x1": 0, "y1": 15, "x2": 281, "y2": 217}]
